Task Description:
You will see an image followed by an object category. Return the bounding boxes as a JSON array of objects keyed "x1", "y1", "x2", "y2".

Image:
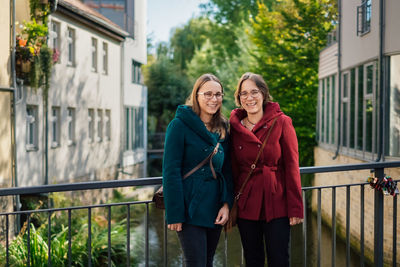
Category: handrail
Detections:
[{"x1": 1, "y1": 161, "x2": 399, "y2": 196}]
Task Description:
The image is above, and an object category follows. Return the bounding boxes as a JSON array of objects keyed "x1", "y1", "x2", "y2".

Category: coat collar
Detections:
[
  {"x1": 230, "y1": 102, "x2": 283, "y2": 142},
  {"x1": 175, "y1": 105, "x2": 219, "y2": 145}
]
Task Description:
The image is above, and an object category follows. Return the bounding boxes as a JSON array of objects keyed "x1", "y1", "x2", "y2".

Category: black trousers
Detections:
[
  {"x1": 177, "y1": 223, "x2": 222, "y2": 267},
  {"x1": 237, "y1": 217, "x2": 290, "y2": 267}
]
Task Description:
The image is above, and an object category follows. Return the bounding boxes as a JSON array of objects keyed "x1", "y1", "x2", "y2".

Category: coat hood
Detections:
[
  {"x1": 174, "y1": 105, "x2": 219, "y2": 145},
  {"x1": 230, "y1": 102, "x2": 283, "y2": 135}
]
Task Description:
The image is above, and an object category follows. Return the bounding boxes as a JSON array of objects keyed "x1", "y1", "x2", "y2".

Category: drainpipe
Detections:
[
  {"x1": 118, "y1": 40, "x2": 125, "y2": 179},
  {"x1": 375, "y1": 0, "x2": 385, "y2": 162},
  {"x1": 333, "y1": 0, "x2": 342, "y2": 160},
  {"x1": 11, "y1": 0, "x2": 21, "y2": 232}
]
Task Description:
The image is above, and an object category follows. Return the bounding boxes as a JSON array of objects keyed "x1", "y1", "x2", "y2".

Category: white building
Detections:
[{"x1": 15, "y1": 0, "x2": 147, "y2": 187}]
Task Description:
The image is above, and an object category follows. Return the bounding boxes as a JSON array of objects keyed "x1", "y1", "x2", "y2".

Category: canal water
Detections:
[{"x1": 128, "y1": 200, "x2": 372, "y2": 267}]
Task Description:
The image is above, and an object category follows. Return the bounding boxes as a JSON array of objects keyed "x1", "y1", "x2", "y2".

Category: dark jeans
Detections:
[
  {"x1": 237, "y1": 217, "x2": 290, "y2": 267},
  {"x1": 177, "y1": 223, "x2": 222, "y2": 267}
]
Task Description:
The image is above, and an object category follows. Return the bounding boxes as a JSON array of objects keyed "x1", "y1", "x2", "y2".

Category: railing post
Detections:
[{"x1": 374, "y1": 168, "x2": 384, "y2": 267}]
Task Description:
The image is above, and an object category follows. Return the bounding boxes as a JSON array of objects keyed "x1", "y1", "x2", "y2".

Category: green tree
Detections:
[
  {"x1": 144, "y1": 48, "x2": 191, "y2": 132},
  {"x1": 249, "y1": 0, "x2": 337, "y2": 167},
  {"x1": 170, "y1": 17, "x2": 212, "y2": 71}
]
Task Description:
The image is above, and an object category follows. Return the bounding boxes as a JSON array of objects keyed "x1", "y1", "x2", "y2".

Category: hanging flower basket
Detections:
[{"x1": 21, "y1": 61, "x2": 31, "y2": 73}]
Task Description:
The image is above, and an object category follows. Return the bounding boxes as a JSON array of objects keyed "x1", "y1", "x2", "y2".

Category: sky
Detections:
[{"x1": 147, "y1": 0, "x2": 208, "y2": 45}]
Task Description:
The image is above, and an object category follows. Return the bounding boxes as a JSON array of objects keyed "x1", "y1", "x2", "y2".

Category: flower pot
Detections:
[{"x1": 21, "y1": 61, "x2": 31, "y2": 73}]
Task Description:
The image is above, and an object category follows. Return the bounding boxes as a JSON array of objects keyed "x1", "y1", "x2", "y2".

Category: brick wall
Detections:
[{"x1": 313, "y1": 147, "x2": 400, "y2": 265}]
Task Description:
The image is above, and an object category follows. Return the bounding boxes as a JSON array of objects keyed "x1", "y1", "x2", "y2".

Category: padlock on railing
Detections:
[{"x1": 367, "y1": 174, "x2": 399, "y2": 196}]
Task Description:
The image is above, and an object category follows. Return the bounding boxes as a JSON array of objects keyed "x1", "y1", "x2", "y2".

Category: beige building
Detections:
[
  {"x1": 14, "y1": 0, "x2": 147, "y2": 187},
  {"x1": 316, "y1": 0, "x2": 400, "y2": 264}
]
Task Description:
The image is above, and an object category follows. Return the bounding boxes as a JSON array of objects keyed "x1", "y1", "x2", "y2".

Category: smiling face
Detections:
[
  {"x1": 197, "y1": 81, "x2": 223, "y2": 117},
  {"x1": 240, "y1": 79, "x2": 264, "y2": 116}
]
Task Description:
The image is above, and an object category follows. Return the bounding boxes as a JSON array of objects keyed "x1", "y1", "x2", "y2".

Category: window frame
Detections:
[
  {"x1": 67, "y1": 107, "x2": 76, "y2": 146},
  {"x1": 67, "y1": 27, "x2": 76, "y2": 66},
  {"x1": 50, "y1": 20, "x2": 61, "y2": 63},
  {"x1": 102, "y1": 42, "x2": 108, "y2": 75},
  {"x1": 26, "y1": 105, "x2": 38, "y2": 151},
  {"x1": 105, "y1": 109, "x2": 111, "y2": 141},
  {"x1": 88, "y1": 108, "x2": 94, "y2": 143},
  {"x1": 91, "y1": 37, "x2": 98, "y2": 72},
  {"x1": 97, "y1": 109, "x2": 103, "y2": 142},
  {"x1": 51, "y1": 106, "x2": 61, "y2": 148},
  {"x1": 357, "y1": 0, "x2": 371, "y2": 36}
]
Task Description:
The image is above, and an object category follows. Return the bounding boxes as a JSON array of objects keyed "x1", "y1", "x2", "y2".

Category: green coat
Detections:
[{"x1": 162, "y1": 105, "x2": 234, "y2": 228}]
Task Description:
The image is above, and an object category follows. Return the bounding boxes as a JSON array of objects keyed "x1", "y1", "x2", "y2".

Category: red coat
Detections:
[{"x1": 229, "y1": 102, "x2": 304, "y2": 222}]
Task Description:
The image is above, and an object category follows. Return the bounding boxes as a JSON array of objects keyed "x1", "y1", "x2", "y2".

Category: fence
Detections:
[{"x1": 0, "y1": 162, "x2": 399, "y2": 266}]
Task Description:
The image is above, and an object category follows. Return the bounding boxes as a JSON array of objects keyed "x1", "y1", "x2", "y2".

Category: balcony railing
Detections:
[
  {"x1": 357, "y1": 0, "x2": 372, "y2": 36},
  {"x1": 0, "y1": 161, "x2": 399, "y2": 266}
]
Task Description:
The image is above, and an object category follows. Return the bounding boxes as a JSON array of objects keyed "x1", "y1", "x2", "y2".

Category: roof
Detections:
[{"x1": 57, "y1": 0, "x2": 128, "y2": 40}]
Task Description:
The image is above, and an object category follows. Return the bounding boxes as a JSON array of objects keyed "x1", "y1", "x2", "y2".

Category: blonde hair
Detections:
[
  {"x1": 234, "y1": 72, "x2": 273, "y2": 107},
  {"x1": 186, "y1": 73, "x2": 228, "y2": 139}
]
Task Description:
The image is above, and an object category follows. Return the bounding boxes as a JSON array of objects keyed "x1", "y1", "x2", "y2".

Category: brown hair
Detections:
[
  {"x1": 234, "y1": 72, "x2": 273, "y2": 107},
  {"x1": 186, "y1": 73, "x2": 228, "y2": 139}
]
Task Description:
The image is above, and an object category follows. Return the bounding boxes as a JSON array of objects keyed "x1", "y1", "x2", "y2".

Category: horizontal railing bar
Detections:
[
  {"x1": 1, "y1": 161, "x2": 399, "y2": 197},
  {"x1": 0, "y1": 177, "x2": 162, "y2": 196},
  {"x1": 0, "y1": 199, "x2": 153, "y2": 216},
  {"x1": 302, "y1": 179, "x2": 400, "y2": 191},
  {"x1": 299, "y1": 161, "x2": 400, "y2": 174},
  {"x1": 0, "y1": 87, "x2": 15, "y2": 92}
]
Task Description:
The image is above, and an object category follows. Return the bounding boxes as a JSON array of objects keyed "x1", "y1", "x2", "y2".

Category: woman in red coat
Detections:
[{"x1": 230, "y1": 72, "x2": 304, "y2": 267}]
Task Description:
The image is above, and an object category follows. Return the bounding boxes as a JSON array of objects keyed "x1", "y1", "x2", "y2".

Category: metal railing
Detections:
[
  {"x1": 357, "y1": 0, "x2": 372, "y2": 36},
  {"x1": 0, "y1": 161, "x2": 399, "y2": 266}
]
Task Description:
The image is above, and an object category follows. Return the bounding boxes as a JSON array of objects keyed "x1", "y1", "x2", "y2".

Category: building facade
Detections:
[
  {"x1": 14, "y1": 0, "x2": 147, "y2": 187},
  {"x1": 315, "y1": 0, "x2": 400, "y2": 264}
]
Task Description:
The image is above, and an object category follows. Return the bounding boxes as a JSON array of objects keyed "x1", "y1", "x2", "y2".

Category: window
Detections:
[
  {"x1": 92, "y1": 38, "x2": 98, "y2": 72},
  {"x1": 357, "y1": 0, "x2": 371, "y2": 36},
  {"x1": 125, "y1": 106, "x2": 145, "y2": 150},
  {"x1": 105, "y1": 109, "x2": 111, "y2": 140},
  {"x1": 97, "y1": 109, "x2": 103, "y2": 142},
  {"x1": 132, "y1": 60, "x2": 142, "y2": 84},
  {"x1": 88, "y1": 109, "x2": 94, "y2": 143},
  {"x1": 67, "y1": 107, "x2": 75, "y2": 145},
  {"x1": 341, "y1": 72, "x2": 349, "y2": 147},
  {"x1": 51, "y1": 106, "x2": 61, "y2": 147},
  {"x1": 318, "y1": 75, "x2": 337, "y2": 145},
  {"x1": 67, "y1": 27, "x2": 76, "y2": 65},
  {"x1": 26, "y1": 105, "x2": 38, "y2": 150},
  {"x1": 388, "y1": 55, "x2": 400, "y2": 157},
  {"x1": 50, "y1": 21, "x2": 60, "y2": 63},
  {"x1": 102, "y1": 42, "x2": 108, "y2": 75}
]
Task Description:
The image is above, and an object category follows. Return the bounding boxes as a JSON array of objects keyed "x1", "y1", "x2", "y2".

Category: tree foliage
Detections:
[
  {"x1": 249, "y1": 0, "x2": 337, "y2": 166},
  {"x1": 144, "y1": 48, "x2": 191, "y2": 132},
  {"x1": 145, "y1": 0, "x2": 337, "y2": 169}
]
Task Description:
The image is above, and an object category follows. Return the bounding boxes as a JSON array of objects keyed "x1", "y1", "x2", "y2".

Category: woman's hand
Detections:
[
  {"x1": 289, "y1": 217, "x2": 303, "y2": 226},
  {"x1": 168, "y1": 223, "x2": 182, "y2": 232},
  {"x1": 215, "y1": 203, "x2": 229, "y2": 225}
]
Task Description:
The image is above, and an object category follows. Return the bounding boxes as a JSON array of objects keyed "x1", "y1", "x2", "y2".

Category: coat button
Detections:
[
  {"x1": 257, "y1": 144, "x2": 261, "y2": 148},
  {"x1": 238, "y1": 146, "x2": 242, "y2": 150},
  {"x1": 201, "y1": 168, "x2": 205, "y2": 171}
]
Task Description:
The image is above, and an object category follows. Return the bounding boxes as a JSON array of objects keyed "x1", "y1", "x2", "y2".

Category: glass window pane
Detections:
[
  {"x1": 365, "y1": 99, "x2": 373, "y2": 152},
  {"x1": 331, "y1": 75, "x2": 336, "y2": 144},
  {"x1": 321, "y1": 79, "x2": 325, "y2": 142},
  {"x1": 350, "y1": 69, "x2": 356, "y2": 148},
  {"x1": 389, "y1": 55, "x2": 400, "y2": 156},
  {"x1": 342, "y1": 103, "x2": 348, "y2": 147},
  {"x1": 357, "y1": 66, "x2": 364, "y2": 150},
  {"x1": 366, "y1": 65, "x2": 373, "y2": 94}
]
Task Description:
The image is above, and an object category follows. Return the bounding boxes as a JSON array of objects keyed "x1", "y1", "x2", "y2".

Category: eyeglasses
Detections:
[
  {"x1": 239, "y1": 89, "x2": 262, "y2": 99},
  {"x1": 197, "y1": 91, "x2": 224, "y2": 100}
]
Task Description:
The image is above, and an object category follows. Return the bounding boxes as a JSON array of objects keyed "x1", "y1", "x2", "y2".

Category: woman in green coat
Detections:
[{"x1": 163, "y1": 73, "x2": 233, "y2": 267}]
